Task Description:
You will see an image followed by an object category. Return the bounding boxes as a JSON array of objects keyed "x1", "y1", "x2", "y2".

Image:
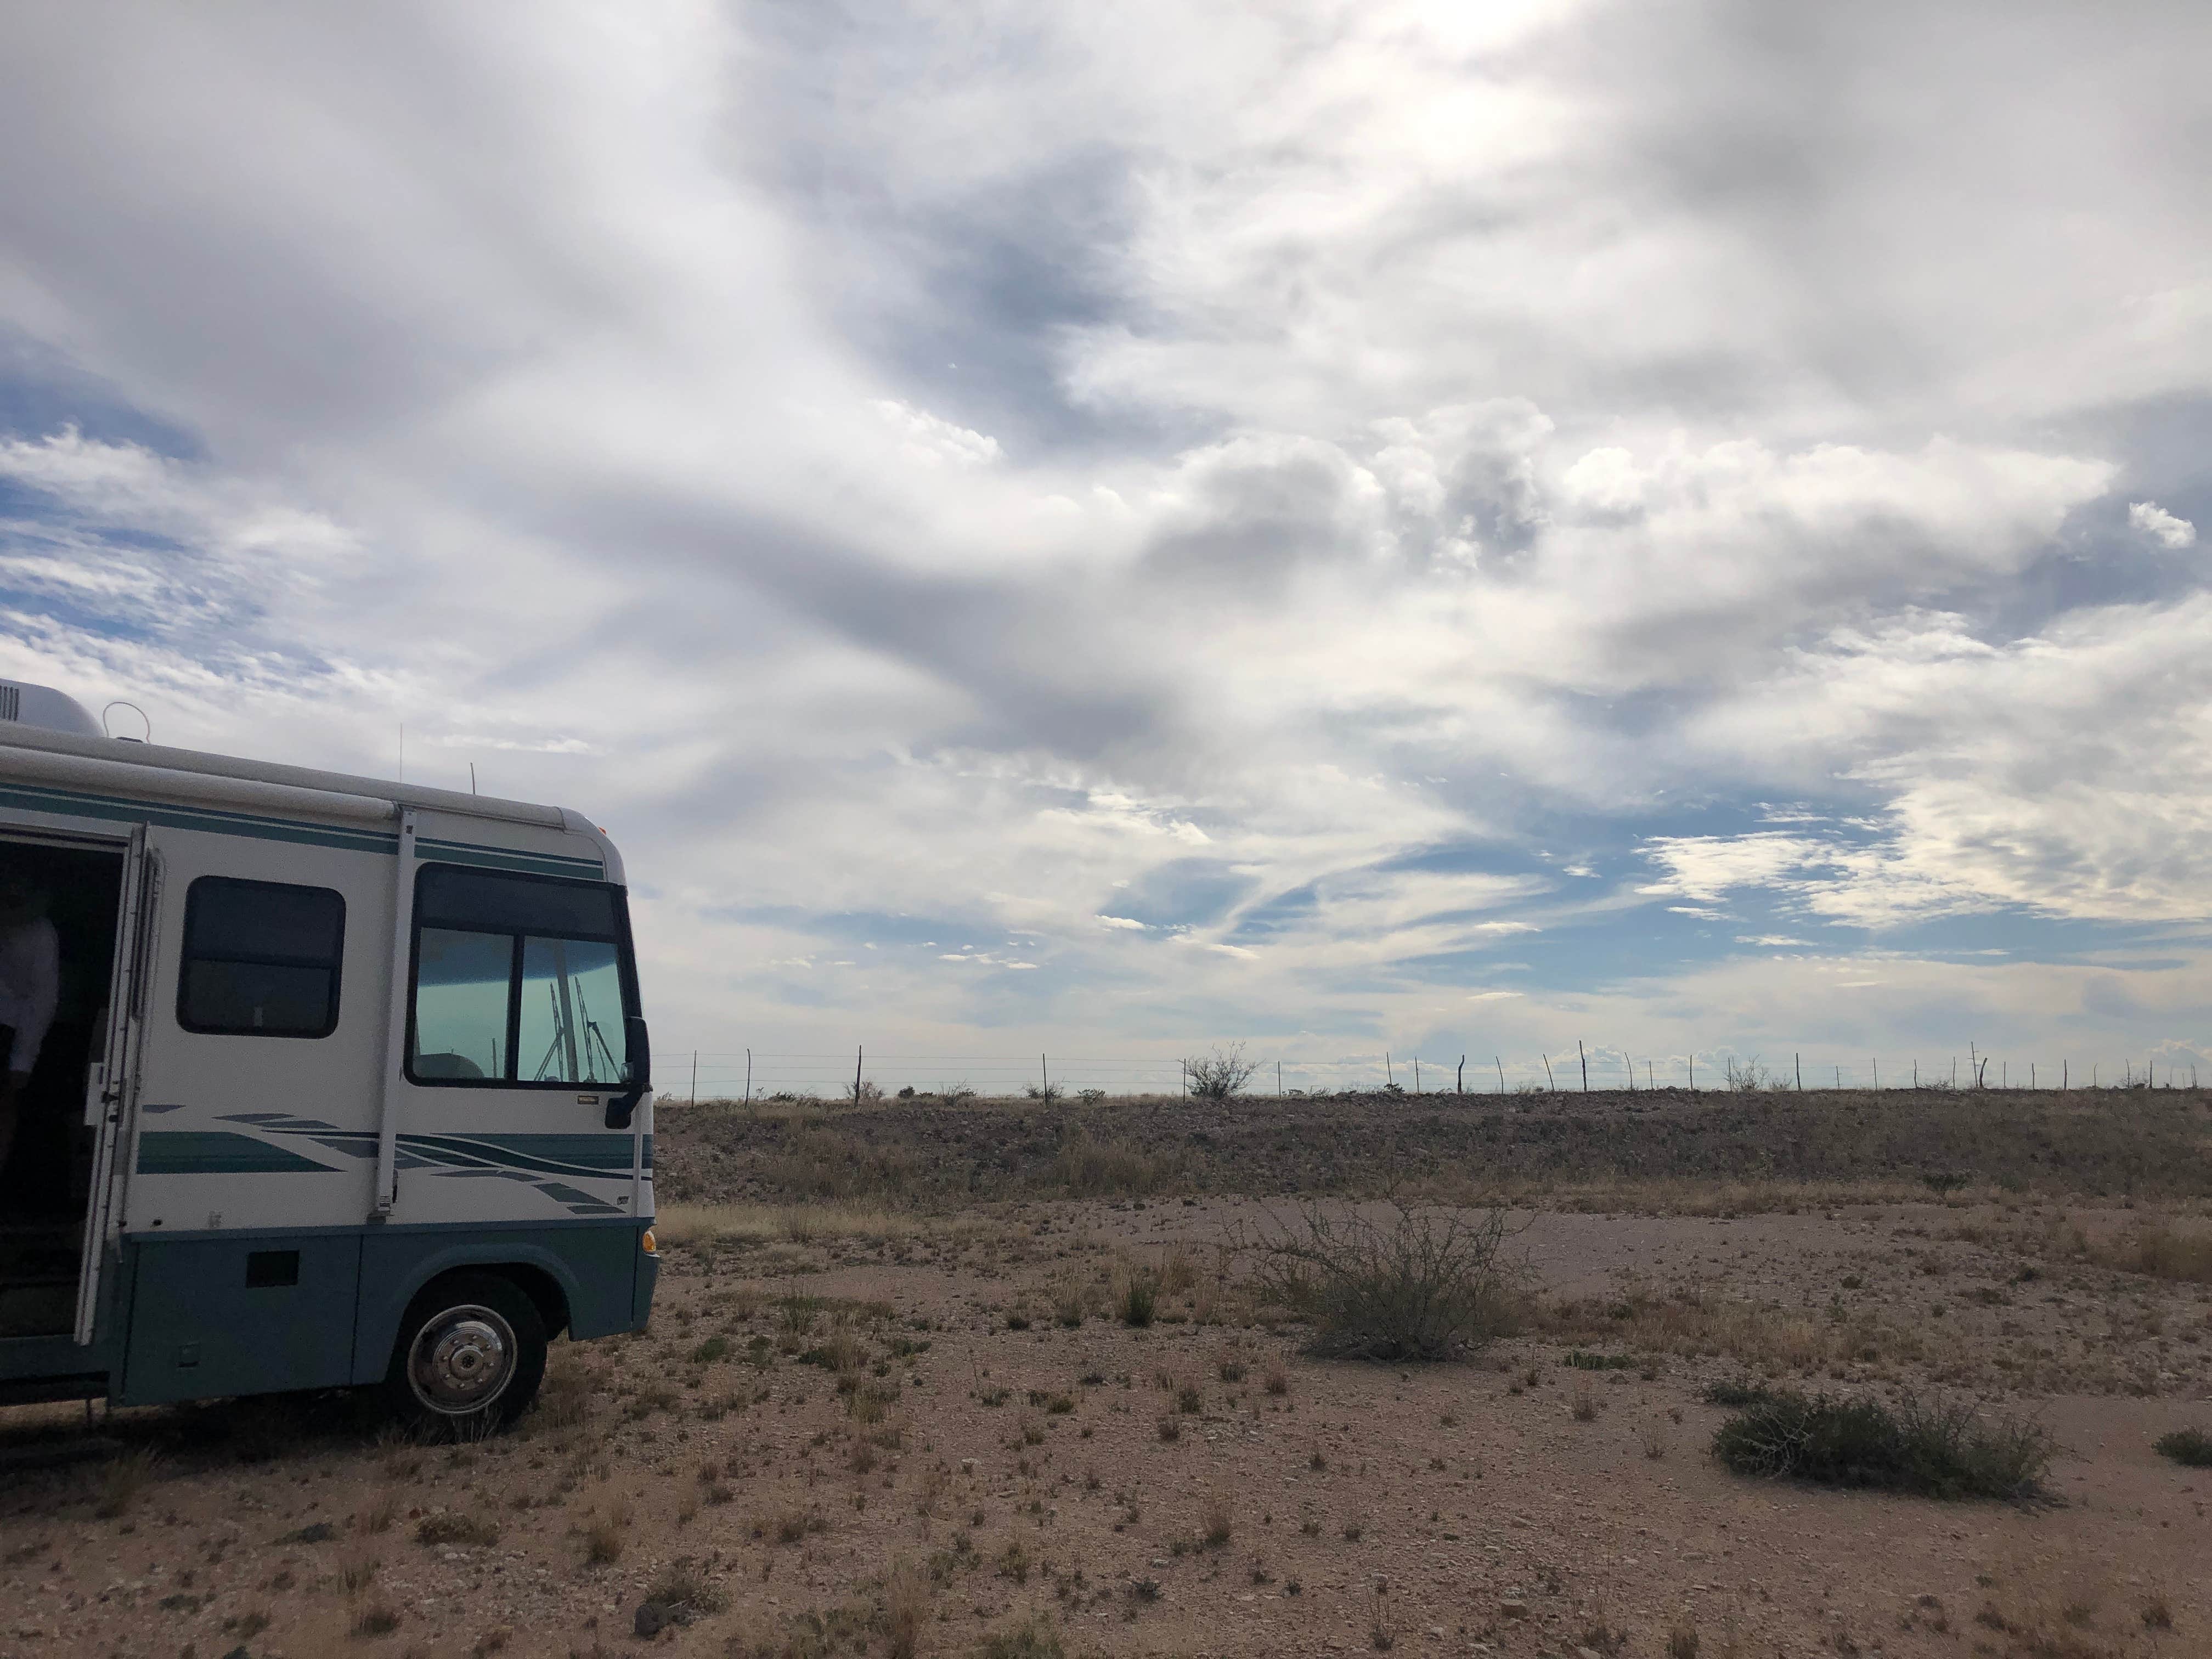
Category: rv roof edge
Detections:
[
  {"x1": 2, "y1": 736, "x2": 397, "y2": 825},
  {"x1": 0, "y1": 716, "x2": 565, "y2": 829}
]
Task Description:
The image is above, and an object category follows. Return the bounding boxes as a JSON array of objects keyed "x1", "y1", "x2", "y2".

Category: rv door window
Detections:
[
  {"x1": 177, "y1": 877, "x2": 346, "y2": 1037},
  {"x1": 407, "y1": 865, "x2": 637, "y2": 1088}
]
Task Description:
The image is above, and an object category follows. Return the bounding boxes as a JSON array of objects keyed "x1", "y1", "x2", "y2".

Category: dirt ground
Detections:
[{"x1": 4, "y1": 1098, "x2": 2212, "y2": 1659}]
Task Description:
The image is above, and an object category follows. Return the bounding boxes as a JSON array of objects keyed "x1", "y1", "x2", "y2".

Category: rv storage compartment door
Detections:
[{"x1": 120, "y1": 1231, "x2": 364, "y2": 1404}]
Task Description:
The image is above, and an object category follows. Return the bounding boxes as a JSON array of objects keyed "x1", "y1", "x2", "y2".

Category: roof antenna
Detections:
[{"x1": 101, "y1": 701, "x2": 151, "y2": 743}]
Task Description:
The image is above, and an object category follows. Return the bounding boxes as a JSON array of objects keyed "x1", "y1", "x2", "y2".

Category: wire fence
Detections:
[{"x1": 653, "y1": 1042, "x2": 2208, "y2": 1103}]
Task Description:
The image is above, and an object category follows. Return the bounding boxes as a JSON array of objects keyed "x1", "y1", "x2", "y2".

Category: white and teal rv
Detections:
[{"x1": 0, "y1": 680, "x2": 656, "y2": 1429}]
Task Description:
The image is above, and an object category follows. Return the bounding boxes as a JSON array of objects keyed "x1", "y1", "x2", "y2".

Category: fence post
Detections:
[
  {"x1": 1542, "y1": 1053, "x2": 1554, "y2": 1090},
  {"x1": 1457, "y1": 1055, "x2": 1465, "y2": 1094},
  {"x1": 1578, "y1": 1040, "x2": 1588, "y2": 1093},
  {"x1": 1277, "y1": 1060, "x2": 1283, "y2": 1097},
  {"x1": 855, "y1": 1045, "x2": 864, "y2": 1104},
  {"x1": 1495, "y1": 1055, "x2": 1504, "y2": 1093},
  {"x1": 690, "y1": 1049, "x2": 698, "y2": 1105},
  {"x1": 1795, "y1": 1052, "x2": 1802, "y2": 1090},
  {"x1": 744, "y1": 1047, "x2": 752, "y2": 1105}
]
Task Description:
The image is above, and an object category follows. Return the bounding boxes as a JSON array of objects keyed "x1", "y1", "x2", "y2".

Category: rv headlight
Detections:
[{"x1": 640, "y1": 1228, "x2": 658, "y2": 1255}]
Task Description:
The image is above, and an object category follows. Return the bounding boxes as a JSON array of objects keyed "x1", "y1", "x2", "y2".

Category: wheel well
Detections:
[{"x1": 411, "y1": 1263, "x2": 572, "y2": 1340}]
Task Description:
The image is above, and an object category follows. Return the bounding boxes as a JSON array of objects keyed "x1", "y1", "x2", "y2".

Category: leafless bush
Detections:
[
  {"x1": 1183, "y1": 1041, "x2": 1260, "y2": 1101},
  {"x1": 1722, "y1": 1054, "x2": 1775, "y2": 1092},
  {"x1": 1244, "y1": 1199, "x2": 1523, "y2": 1361}
]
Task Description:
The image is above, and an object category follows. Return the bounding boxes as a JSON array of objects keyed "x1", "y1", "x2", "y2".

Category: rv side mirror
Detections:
[{"x1": 603, "y1": 1016, "x2": 651, "y2": 1130}]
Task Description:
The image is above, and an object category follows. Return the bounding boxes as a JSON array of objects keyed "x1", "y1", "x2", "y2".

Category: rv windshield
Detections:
[{"x1": 408, "y1": 866, "x2": 638, "y2": 1088}]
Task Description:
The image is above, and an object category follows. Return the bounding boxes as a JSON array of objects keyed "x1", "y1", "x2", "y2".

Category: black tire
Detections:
[{"x1": 379, "y1": 1271, "x2": 546, "y2": 1436}]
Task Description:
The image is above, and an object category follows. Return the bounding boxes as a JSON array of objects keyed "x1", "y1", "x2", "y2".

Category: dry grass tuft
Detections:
[
  {"x1": 351, "y1": 1600, "x2": 402, "y2": 1638},
  {"x1": 93, "y1": 1448, "x2": 159, "y2": 1519},
  {"x1": 2098, "y1": 1218, "x2": 2212, "y2": 1284},
  {"x1": 532, "y1": 1350, "x2": 594, "y2": 1431},
  {"x1": 1053, "y1": 1129, "x2": 1176, "y2": 1198},
  {"x1": 883, "y1": 1556, "x2": 930, "y2": 1659},
  {"x1": 653, "y1": 1201, "x2": 926, "y2": 1247},
  {"x1": 583, "y1": 1499, "x2": 631, "y2": 1565},
  {"x1": 1201, "y1": 1492, "x2": 1233, "y2": 1548}
]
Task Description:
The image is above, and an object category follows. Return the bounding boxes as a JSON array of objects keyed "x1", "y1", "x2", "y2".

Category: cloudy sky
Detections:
[{"x1": 3, "y1": 2, "x2": 2209, "y2": 1094}]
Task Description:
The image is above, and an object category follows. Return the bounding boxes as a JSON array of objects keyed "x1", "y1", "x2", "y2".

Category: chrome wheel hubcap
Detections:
[{"x1": 408, "y1": 1305, "x2": 516, "y2": 1415}]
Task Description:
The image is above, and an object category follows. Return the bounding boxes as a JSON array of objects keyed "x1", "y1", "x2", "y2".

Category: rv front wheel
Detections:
[{"x1": 381, "y1": 1273, "x2": 546, "y2": 1434}]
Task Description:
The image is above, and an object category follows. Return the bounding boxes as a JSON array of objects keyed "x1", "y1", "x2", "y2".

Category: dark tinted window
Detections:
[
  {"x1": 178, "y1": 877, "x2": 345, "y2": 1037},
  {"x1": 417, "y1": 865, "x2": 620, "y2": 938}
]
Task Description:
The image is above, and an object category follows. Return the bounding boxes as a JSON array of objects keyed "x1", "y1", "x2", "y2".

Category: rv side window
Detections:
[
  {"x1": 408, "y1": 865, "x2": 637, "y2": 1087},
  {"x1": 177, "y1": 877, "x2": 346, "y2": 1038}
]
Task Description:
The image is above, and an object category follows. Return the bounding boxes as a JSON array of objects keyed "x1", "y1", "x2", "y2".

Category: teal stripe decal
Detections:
[
  {"x1": 137, "y1": 1131, "x2": 341, "y2": 1176},
  {"x1": 0, "y1": 781, "x2": 396, "y2": 855},
  {"x1": 399, "y1": 1132, "x2": 635, "y2": 1180},
  {"x1": 0, "y1": 782, "x2": 602, "y2": 878}
]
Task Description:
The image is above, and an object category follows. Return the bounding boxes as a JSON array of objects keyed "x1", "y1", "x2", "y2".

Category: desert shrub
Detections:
[
  {"x1": 1722, "y1": 1055, "x2": 1775, "y2": 1092},
  {"x1": 1246, "y1": 1200, "x2": 1521, "y2": 1362},
  {"x1": 636, "y1": 1558, "x2": 729, "y2": 1632},
  {"x1": 1712, "y1": 1391, "x2": 2051, "y2": 1500},
  {"x1": 1183, "y1": 1042, "x2": 1259, "y2": 1101},
  {"x1": 2153, "y1": 1427, "x2": 2212, "y2": 1467}
]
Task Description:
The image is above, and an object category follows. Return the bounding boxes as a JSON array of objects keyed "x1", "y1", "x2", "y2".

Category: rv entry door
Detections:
[{"x1": 76, "y1": 825, "x2": 152, "y2": 1345}]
